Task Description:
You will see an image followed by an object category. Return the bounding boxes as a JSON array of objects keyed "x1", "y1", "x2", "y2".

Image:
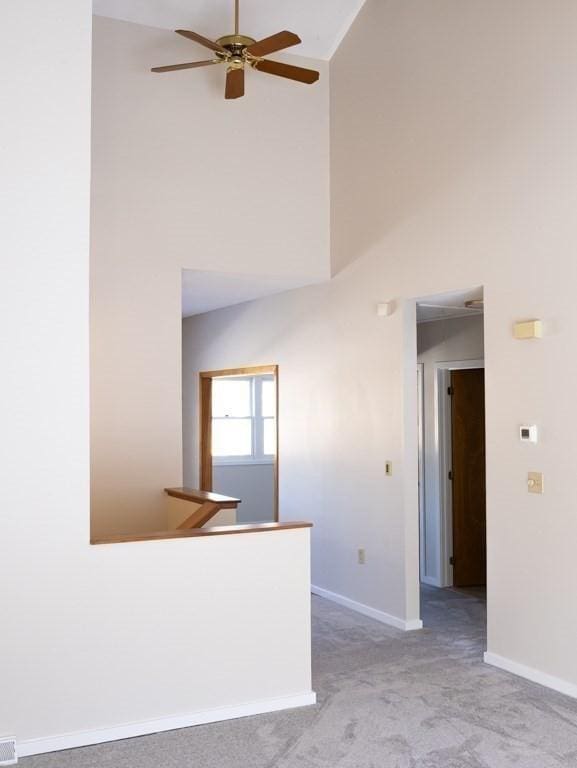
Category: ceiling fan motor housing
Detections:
[{"x1": 216, "y1": 35, "x2": 257, "y2": 58}]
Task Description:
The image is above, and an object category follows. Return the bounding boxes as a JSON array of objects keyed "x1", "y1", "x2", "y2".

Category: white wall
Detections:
[
  {"x1": 182, "y1": 289, "x2": 417, "y2": 625},
  {"x1": 90, "y1": 15, "x2": 330, "y2": 537},
  {"x1": 331, "y1": 0, "x2": 577, "y2": 689},
  {"x1": 417, "y1": 315, "x2": 485, "y2": 585},
  {"x1": 0, "y1": 2, "x2": 314, "y2": 754},
  {"x1": 0, "y1": 0, "x2": 91, "y2": 744},
  {"x1": 181, "y1": 0, "x2": 577, "y2": 691},
  {"x1": 213, "y1": 464, "x2": 275, "y2": 524}
]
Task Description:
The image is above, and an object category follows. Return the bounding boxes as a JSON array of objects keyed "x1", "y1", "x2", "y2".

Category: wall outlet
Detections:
[
  {"x1": 0, "y1": 738, "x2": 17, "y2": 766},
  {"x1": 385, "y1": 461, "x2": 393, "y2": 476},
  {"x1": 358, "y1": 548, "x2": 366, "y2": 565}
]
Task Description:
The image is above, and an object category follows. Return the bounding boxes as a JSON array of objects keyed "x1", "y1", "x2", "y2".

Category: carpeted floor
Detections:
[{"x1": 22, "y1": 586, "x2": 577, "y2": 767}]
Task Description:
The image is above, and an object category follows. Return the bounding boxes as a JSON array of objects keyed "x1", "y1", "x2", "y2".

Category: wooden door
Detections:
[{"x1": 451, "y1": 369, "x2": 486, "y2": 587}]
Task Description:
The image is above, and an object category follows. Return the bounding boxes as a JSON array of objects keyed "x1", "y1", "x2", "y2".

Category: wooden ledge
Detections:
[
  {"x1": 165, "y1": 487, "x2": 241, "y2": 508},
  {"x1": 91, "y1": 521, "x2": 312, "y2": 546}
]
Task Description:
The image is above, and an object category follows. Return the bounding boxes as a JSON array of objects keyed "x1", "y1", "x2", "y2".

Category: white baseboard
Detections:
[
  {"x1": 18, "y1": 691, "x2": 317, "y2": 758},
  {"x1": 484, "y1": 652, "x2": 577, "y2": 701},
  {"x1": 311, "y1": 585, "x2": 423, "y2": 632}
]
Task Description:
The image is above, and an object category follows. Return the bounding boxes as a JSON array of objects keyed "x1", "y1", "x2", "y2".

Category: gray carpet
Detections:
[{"x1": 22, "y1": 586, "x2": 577, "y2": 767}]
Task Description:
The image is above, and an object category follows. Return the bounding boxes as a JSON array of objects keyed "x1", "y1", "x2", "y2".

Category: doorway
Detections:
[
  {"x1": 199, "y1": 366, "x2": 279, "y2": 524},
  {"x1": 416, "y1": 289, "x2": 486, "y2": 591},
  {"x1": 415, "y1": 289, "x2": 487, "y2": 637}
]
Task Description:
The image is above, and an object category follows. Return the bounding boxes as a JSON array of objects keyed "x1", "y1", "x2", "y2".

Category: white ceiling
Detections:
[
  {"x1": 92, "y1": 0, "x2": 366, "y2": 60},
  {"x1": 416, "y1": 288, "x2": 484, "y2": 324},
  {"x1": 182, "y1": 269, "x2": 315, "y2": 317},
  {"x1": 184, "y1": 280, "x2": 485, "y2": 321}
]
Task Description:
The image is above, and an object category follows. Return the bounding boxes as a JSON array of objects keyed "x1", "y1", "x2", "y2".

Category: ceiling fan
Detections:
[{"x1": 151, "y1": 0, "x2": 320, "y2": 99}]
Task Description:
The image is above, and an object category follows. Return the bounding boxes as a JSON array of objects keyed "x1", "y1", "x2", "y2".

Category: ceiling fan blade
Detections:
[
  {"x1": 246, "y1": 31, "x2": 301, "y2": 58},
  {"x1": 253, "y1": 59, "x2": 319, "y2": 85},
  {"x1": 225, "y1": 67, "x2": 245, "y2": 100},
  {"x1": 176, "y1": 29, "x2": 228, "y2": 54},
  {"x1": 151, "y1": 59, "x2": 222, "y2": 73}
]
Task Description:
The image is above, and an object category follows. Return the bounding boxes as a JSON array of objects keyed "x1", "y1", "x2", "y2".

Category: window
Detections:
[{"x1": 212, "y1": 375, "x2": 276, "y2": 464}]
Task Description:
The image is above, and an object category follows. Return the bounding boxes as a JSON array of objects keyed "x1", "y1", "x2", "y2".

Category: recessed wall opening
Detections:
[
  {"x1": 415, "y1": 287, "x2": 487, "y2": 633},
  {"x1": 181, "y1": 269, "x2": 282, "y2": 528},
  {"x1": 198, "y1": 366, "x2": 279, "y2": 525}
]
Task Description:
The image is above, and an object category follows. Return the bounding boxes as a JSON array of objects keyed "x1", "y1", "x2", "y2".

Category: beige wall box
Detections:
[
  {"x1": 377, "y1": 302, "x2": 394, "y2": 317},
  {"x1": 514, "y1": 319, "x2": 543, "y2": 339}
]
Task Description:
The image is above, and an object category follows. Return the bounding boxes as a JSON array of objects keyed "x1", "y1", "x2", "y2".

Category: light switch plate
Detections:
[
  {"x1": 385, "y1": 461, "x2": 393, "y2": 476},
  {"x1": 528, "y1": 472, "x2": 544, "y2": 494}
]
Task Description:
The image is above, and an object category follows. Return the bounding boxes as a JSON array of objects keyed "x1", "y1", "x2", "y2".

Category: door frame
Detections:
[
  {"x1": 434, "y1": 359, "x2": 485, "y2": 587},
  {"x1": 417, "y1": 363, "x2": 427, "y2": 582},
  {"x1": 199, "y1": 365, "x2": 279, "y2": 522}
]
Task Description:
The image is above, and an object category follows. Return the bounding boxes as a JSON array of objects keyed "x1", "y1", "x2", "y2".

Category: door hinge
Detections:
[
  {"x1": 447, "y1": 386, "x2": 454, "y2": 396},
  {"x1": 448, "y1": 470, "x2": 453, "y2": 481},
  {"x1": 449, "y1": 556, "x2": 455, "y2": 566}
]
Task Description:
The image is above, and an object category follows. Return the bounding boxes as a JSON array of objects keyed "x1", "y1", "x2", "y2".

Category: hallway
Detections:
[{"x1": 23, "y1": 588, "x2": 577, "y2": 767}]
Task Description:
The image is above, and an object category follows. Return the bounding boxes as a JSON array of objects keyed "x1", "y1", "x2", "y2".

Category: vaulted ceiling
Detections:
[
  {"x1": 93, "y1": 0, "x2": 366, "y2": 60},
  {"x1": 181, "y1": 270, "x2": 320, "y2": 317}
]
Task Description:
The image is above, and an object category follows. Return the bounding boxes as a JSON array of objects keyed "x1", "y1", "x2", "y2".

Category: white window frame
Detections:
[{"x1": 212, "y1": 375, "x2": 275, "y2": 466}]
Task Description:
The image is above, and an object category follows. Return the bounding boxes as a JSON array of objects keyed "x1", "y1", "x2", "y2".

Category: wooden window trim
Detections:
[{"x1": 199, "y1": 365, "x2": 279, "y2": 522}]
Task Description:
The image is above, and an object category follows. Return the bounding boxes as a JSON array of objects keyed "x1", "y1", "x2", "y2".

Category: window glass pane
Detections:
[
  {"x1": 261, "y1": 379, "x2": 276, "y2": 418},
  {"x1": 212, "y1": 379, "x2": 252, "y2": 418},
  {"x1": 263, "y1": 417, "x2": 276, "y2": 455},
  {"x1": 212, "y1": 419, "x2": 252, "y2": 457}
]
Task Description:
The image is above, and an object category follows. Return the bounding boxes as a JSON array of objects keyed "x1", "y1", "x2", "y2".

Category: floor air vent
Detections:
[{"x1": 0, "y1": 739, "x2": 17, "y2": 766}]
